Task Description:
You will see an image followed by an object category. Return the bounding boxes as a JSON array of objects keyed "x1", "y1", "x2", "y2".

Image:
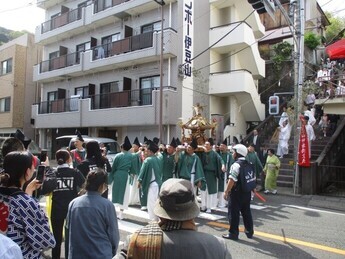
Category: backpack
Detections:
[{"x1": 237, "y1": 160, "x2": 256, "y2": 193}]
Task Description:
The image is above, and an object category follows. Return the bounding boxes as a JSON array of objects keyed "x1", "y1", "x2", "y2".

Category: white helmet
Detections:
[{"x1": 233, "y1": 144, "x2": 248, "y2": 157}]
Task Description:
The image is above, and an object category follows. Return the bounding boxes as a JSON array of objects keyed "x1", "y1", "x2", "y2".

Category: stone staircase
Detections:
[{"x1": 259, "y1": 130, "x2": 330, "y2": 189}]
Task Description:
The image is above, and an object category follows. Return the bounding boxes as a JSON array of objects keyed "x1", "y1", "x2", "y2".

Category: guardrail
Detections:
[{"x1": 37, "y1": 86, "x2": 177, "y2": 114}]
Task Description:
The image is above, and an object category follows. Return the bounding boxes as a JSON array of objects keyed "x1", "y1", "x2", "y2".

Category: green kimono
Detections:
[
  {"x1": 129, "y1": 152, "x2": 142, "y2": 184},
  {"x1": 160, "y1": 151, "x2": 176, "y2": 182},
  {"x1": 108, "y1": 151, "x2": 132, "y2": 204},
  {"x1": 201, "y1": 150, "x2": 224, "y2": 194},
  {"x1": 263, "y1": 154, "x2": 281, "y2": 191},
  {"x1": 219, "y1": 151, "x2": 234, "y2": 192},
  {"x1": 246, "y1": 151, "x2": 263, "y2": 178},
  {"x1": 138, "y1": 155, "x2": 162, "y2": 207},
  {"x1": 176, "y1": 151, "x2": 205, "y2": 186}
]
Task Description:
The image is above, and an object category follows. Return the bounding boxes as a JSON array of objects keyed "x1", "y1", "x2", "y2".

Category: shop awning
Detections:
[{"x1": 326, "y1": 39, "x2": 345, "y2": 59}]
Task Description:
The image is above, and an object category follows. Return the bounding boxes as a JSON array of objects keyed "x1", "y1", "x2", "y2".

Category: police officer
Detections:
[{"x1": 222, "y1": 144, "x2": 254, "y2": 241}]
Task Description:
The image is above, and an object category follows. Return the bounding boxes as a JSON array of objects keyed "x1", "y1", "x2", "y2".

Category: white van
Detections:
[{"x1": 55, "y1": 135, "x2": 120, "y2": 165}]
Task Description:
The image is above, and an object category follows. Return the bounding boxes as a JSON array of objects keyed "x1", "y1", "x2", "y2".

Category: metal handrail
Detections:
[
  {"x1": 40, "y1": 52, "x2": 80, "y2": 73},
  {"x1": 41, "y1": 7, "x2": 82, "y2": 34},
  {"x1": 93, "y1": 0, "x2": 132, "y2": 13},
  {"x1": 37, "y1": 86, "x2": 177, "y2": 114}
]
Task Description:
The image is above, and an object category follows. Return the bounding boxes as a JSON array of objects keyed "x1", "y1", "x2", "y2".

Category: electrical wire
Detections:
[
  {"x1": 321, "y1": 0, "x2": 335, "y2": 7},
  {"x1": 189, "y1": 10, "x2": 255, "y2": 63},
  {"x1": 195, "y1": 29, "x2": 278, "y2": 72},
  {"x1": 0, "y1": 1, "x2": 33, "y2": 14}
]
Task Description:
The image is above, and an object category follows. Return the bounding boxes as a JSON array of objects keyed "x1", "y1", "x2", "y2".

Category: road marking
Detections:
[
  {"x1": 116, "y1": 207, "x2": 150, "y2": 220},
  {"x1": 198, "y1": 212, "x2": 225, "y2": 221},
  {"x1": 117, "y1": 220, "x2": 144, "y2": 233},
  {"x1": 250, "y1": 204, "x2": 267, "y2": 210},
  {"x1": 207, "y1": 221, "x2": 345, "y2": 256},
  {"x1": 282, "y1": 204, "x2": 345, "y2": 216}
]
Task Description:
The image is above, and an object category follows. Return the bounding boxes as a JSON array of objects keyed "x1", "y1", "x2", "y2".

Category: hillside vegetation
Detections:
[{"x1": 0, "y1": 27, "x2": 28, "y2": 46}]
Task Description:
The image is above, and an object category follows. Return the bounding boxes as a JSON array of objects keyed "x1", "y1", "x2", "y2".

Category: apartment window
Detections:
[
  {"x1": 49, "y1": 51, "x2": 59, "y2": 60},
  {"x1": 48, "y1": 91, "x2": 57, "y2": 101},
  {"x1": 100, "y1": 81, "x2": 119, "y2": 94},
  {"x1": 0, "y1": 97, "x2": 10, "y2": 112},
  {"x1": 141, "y1": 22, "x2": 161, "y2": 33},
  {"x1": 1, "y1": 59, "x2": 13, "y2": 75},
  {"x1": 140, "y1": 76, "x2": 159, "y2": 105},
  {"x1": 77, "y1": 1, "x2": 92, "y2": 18},
  {"x1": 101, "y1": 33, "x2": 121, "y2": 57},
  {"x1": 76, "y1": 42, "x2": 91, "y2": 62},
  {"x1": 100, "y1": 81, "x2": 119, "y2": 108},
  {"x1": 75, "y1": 86, "x2": 89, "y2": 98}
]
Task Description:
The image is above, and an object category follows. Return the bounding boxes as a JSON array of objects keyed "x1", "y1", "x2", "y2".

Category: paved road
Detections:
[{"x1": 41, "y1": 188, "x2": 345, "y2": 259}]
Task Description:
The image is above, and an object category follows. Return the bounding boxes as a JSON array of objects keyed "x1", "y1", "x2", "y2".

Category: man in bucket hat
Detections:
[{"x1": 124, "y1": 179, "x2": 230, "y2": 259}]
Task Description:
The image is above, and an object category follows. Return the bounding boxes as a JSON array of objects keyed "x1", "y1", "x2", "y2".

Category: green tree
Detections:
[
  {"x1": 272, "y1": 41, "x2": 293, "y2": 74},
  {"x1": 325, "y1": 12, "x2": 345, "y2": 43},
  {"x1": 8, "y1": 30, "x2": 27, "y2": 40},
  {"x1": 304, "y1": 31, "x2": 320, "y2": 50}
]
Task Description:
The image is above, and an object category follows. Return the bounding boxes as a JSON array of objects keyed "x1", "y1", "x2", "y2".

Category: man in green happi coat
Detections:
[
  {"x1": 109, "y1": 136, "x2": 133, "y2": 220},
  {"x1": 159, "y1": 138, "x2": 178, "y2": 183},
  {"x1": 200, "y1": 140, "x2": 225, "y2": 213},
  {"x1": 246, "y1": 143, "x2": 263, "y2": 179},
  {"x1": 176, "y1": 138, "x2": 206, "y2": 194},
  {"x1": 129, "y1": 137, "x2": 142, "y2": 206},
  {"x1": 138, "y1": 140, "x2": 162, "y2": 221}
]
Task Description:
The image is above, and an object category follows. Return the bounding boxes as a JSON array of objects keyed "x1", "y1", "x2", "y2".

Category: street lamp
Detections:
[{"x1": 154, "y1": 0, "x2": 165, "y2": 144}]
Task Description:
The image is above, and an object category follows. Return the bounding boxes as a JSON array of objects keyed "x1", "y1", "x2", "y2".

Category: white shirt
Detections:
[
  {"x1": 304, "y1": 110, "x2": 316, "y2": 126},
  {"x1": 305, "y1": 124, "x2": 316, "y2": 141},
  {"x1": 0, "y1": 234, "x2": 23, "y2": 259},
  {"x1": 253, "y1": 135, "x2": 257, "y2": 145},
  {"x1": 305, "y1": 94, "x2": 315, "y2": 105}
]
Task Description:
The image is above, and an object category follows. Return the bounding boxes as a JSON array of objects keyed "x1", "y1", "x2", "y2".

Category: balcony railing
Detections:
[
  {"x1": 94, "y1": 0, "x2": 131, "y2": 13},
  {"x1": 37, "y1": 86, "x2": 176, "y2": 114},
  {"x1": 38, "y1": 31, "x2": 154, "y2": 74},
  {"x1": 38, "y1": 96, "x2": 81, "y2": 114},
  {"x1": 40, "y1": 52, "x2": 80, "y2": 73},
  {"x1": 92, "y1": 32, "x2": 153, "y2": 60},
  {"x1": 91, "y1": 88, "x2": 155, "y2": 110},
  {"x1": 41, "y1": 7, "x2": 83, "y2": 34}
]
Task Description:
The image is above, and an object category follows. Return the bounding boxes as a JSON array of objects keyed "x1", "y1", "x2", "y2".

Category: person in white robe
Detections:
[
  {"x1": 304, "y1": 109, "x2": 316, "y2": 126},
  {"x1": 276, "y1": 119, "x2": 292, "y2": 158},
  {"x1": 304, "y1": 116, "x2": 316, "y2": 158}
]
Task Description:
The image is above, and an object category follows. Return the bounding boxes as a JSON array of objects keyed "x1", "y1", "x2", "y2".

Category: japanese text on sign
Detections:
[{"x1": 183, "y1": 1, "x2": 193, "y2": 77}]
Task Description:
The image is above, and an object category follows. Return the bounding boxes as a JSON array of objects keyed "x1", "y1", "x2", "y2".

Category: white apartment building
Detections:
[{"x1": 31, "y1": 0, "x2": 265, "y2": 155}]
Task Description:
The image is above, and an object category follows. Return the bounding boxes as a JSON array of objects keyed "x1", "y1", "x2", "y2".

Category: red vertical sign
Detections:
[{"x1": 298, "y1": 116, "x2": 310, "y2": 167}]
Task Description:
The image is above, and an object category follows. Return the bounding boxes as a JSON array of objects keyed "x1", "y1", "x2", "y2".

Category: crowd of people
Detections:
[
  {"x1": 0, "y1": 128, "x2": 290, "y2": 258},
  {"x1": 316, "y1": 58, "x2": 345, "y2": 98}
]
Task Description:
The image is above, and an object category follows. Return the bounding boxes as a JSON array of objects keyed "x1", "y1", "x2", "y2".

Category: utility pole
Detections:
[
  {"x1": 273, "y1": 0, "x2": 305, "y2": 194},
  {"x1": 293, "y1": 0, "x2": 305, "y2": 194}
]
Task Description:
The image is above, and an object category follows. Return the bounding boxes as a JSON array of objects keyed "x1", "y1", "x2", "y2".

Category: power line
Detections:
[
  {"x1": 0, "y1": 2, "x2": 33, "y2": 14},
  {"x1": 189, "y1": 10, "x2": 255, "y2": 63},
  {"x1": 321, "y1": 0, "x2": 335, "y2": 7},
  {"x1": 195, "y1": 29, "x2": 278, "y2": 72}
]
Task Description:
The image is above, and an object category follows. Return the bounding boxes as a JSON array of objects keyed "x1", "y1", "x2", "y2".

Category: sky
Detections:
[
  {"x1": 0, "y1": 0, "x2": 344, "y2": 33},
  {"x1": 317, "y1": 0, "x2": 345, "y2": 17},
  {"x1": 0, "y1": 0, "x2": 45, "y2": 33}
]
